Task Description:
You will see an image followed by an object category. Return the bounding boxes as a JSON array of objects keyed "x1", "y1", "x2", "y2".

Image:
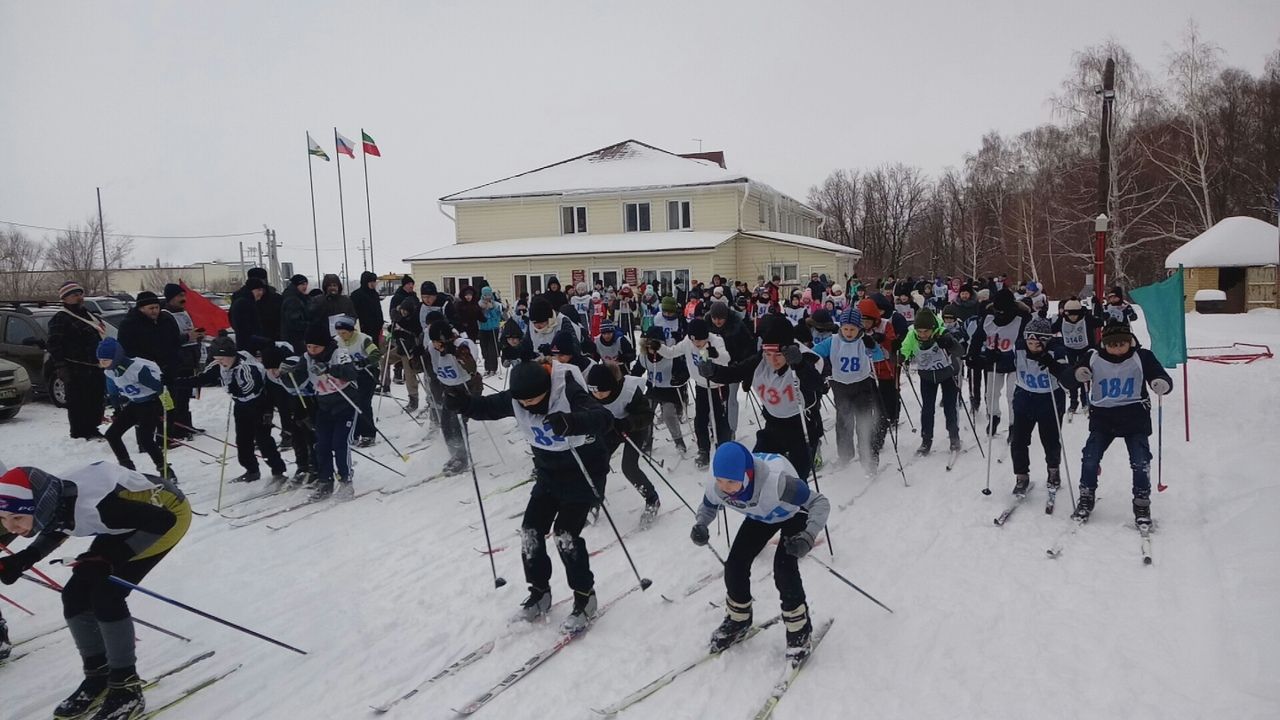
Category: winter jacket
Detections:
[
  {"x1": 258, "y1": 286, "x2": 283, "y2": 341},
  {"x1": 349, "y1": 284, "x2": 385, "y2": 339},
  {"x1": 540, "y1": 280, "x2": 567, "y2": 312},
  {"x1": 280, "y1": 283, "x2": 311, "y2": 352},
  {"x1": 279, "y1": 342, "x2": 361, "y2": 416},
  {"x1": 309, "y1": 275, "x2": 358, "y2": 333},
  {"x1": 452, "y1": 288, "x2": 484, "y2": 340},
  {"x1": 229, "y1": 287, "x2": 265, "y2": 352},
  {"x1": 47, "y1": 303, "x2": 108, "y2": 367},
  {"x1": 177, "y1": 351, "x2": 269, "y2": 402},
  {"x1": 710, "y1": 309, "x2": 756, "y2": 363},
  {"x1": 478, "y1": 287, "x2": 504, "y2": 331},
  {"x1": 117, "y1": 307, "x2": 183, "y2": 372},
  {"x1": 389, "y1": 287, "x2": 416, "y2": 316}
]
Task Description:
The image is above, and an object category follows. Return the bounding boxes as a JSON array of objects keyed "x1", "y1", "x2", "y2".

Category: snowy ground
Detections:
[{"x1": 4, "y1": 310, "x2": 1280, "y2": 719}]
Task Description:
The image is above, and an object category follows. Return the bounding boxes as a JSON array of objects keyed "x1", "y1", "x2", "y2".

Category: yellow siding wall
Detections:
[
  {"x1": 454, "y1": 199, "x2": 561, "y2": 243},
  {"x1": 1183, "y1": 267, "x2": 1218, "y2": 311},
  {"x1": 733, "y1": 238, "x2": 855, "y2": 290},
  {"x1": 411, "y1": 251, "x2": 719, "y2": 300}
]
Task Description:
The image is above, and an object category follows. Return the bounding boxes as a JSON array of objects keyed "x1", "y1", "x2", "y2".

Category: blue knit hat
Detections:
[
  {"x1": 599, "y1": 320, "x2": 615, "y2": 334},
  {"x1": 838, "y1": 306, "x2": 862, "y2": 327},
  {"x1": 96, "y1": 337, "x2": 125, "y2": 365},
  {"x1": 712, "y1": 442, "x2": 755, "y2": 493}
]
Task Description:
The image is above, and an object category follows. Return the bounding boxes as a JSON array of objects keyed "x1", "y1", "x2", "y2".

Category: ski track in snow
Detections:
[{"x1": 2, "y1": 312, "x2": 1280, "y2": 719}]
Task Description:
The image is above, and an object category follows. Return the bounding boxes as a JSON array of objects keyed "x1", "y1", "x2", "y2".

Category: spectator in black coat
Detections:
[
  {"x1": 280, "y1": 274, "x2": 311, "y2": 353},
  {"x1": 540, "y1": 276, "x2": 568, "y2": 311},
  {"x1": 46, "y1": 281, "x2": 108, "y2": 439},
  {"x1": 117, "y1": 291, "x2": 182, "y2": 371},
  {"x1": 389, "y1": 275, "x2": 416, "y2": 316},
  {"x1": 350, "y1": 270, "x2": 385, "y2": 343},
  {"x1": 229, "y1": 278, "x2": 267, "y2": 351},
  {"x1": 309, "y1": 273, "x2": 358, "y2": 334}
]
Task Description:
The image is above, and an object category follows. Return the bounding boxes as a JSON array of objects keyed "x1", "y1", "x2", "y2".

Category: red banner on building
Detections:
[
  {"x1": 572, "y1": 269, "x2": 585, "y2": 285},
  {"x1": 623, "y1": 267, "x2": 638, "y2": 286}
]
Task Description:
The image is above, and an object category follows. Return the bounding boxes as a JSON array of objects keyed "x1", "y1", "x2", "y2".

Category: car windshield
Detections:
[{"x1": 30, "y1": 315, "x2": 52, "y2": 331}]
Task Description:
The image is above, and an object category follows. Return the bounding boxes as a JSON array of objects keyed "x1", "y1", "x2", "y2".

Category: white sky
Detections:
[{"x1": 1, "y1": 1, "x2": 1276, "y2": 279}]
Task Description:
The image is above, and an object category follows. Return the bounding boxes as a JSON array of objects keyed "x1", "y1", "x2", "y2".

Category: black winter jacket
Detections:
[{"x1": 117, "y1": 308, "x2": 183, "y2": 371}]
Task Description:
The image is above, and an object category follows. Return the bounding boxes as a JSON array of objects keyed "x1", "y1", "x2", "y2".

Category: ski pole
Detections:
[
  {"x1": 806, "y1": 556, "x2": 894, "y2": 614},
  {"x1": 981, "y1": 370, "x2": 996, "y2": 496},
  {"x1": 399, "y1": 339, "x2": 444, "y2": 428},
  {"x1": 789, "y1": 371, "x2": 835, "y2": 557},
  {"x1": 461, "y1": 420, "x2": 506, "y2": 589},
  {"x1": 332, "y1": 381, "x2": 410, "y2": 462},
  {"x1": 0, "y1": 590, "x2": 35, "y2": 615},
  {"x1": 568, "y1": 446, "x2": 652, "y2": 591},
  {"x1": 216, "y1": 398, "x2": 233, "y2": 512},
  {"x1": 365, "y1": 368, "x2": 424, "y2": 426},
  {"x1": 1156, "y1": 395, "x2": 1166, "y2": 492},
  {"x1": 954, "y1": 380, "x2": 985, "y2": 459},
  {"x1": 105, "y1": 575, "x2": 306, "y2": 655},
  {"x1": 20, "y1": 573, "x2": 192, "y2": 642},
  {"x1": 904, "y1": 366, "x2": 924, "y2": 412},
  {"x1": 1047, "y1": 381, "x2": 1077, "y2": 510},
  {"x1": 350, "y1": 446, "x2": 407, "y2": 478},
  {"x1": 160, "y1": 391, "x2": 172, "y2": 482}
]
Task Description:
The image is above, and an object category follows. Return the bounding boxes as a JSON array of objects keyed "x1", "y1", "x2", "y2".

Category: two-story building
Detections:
[{"x1": 404, "y1": 140, "x2": 860, "y2": 300}]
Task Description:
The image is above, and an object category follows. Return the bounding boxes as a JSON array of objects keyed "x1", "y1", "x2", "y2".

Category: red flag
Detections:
[{"x1": 179, "y1": 281, "x2": 231, "y2": 335}]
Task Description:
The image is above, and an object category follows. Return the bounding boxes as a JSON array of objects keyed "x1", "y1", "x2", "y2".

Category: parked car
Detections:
[
  {"x1": 0, "y1": 304, "x2": 117, "y2": 407},
  {"x1": 0, "y1": 356, "x2": 33, "y2": 420},
  {"x1": 83, "y1": 296, "x2": 130, "y2": 329}
]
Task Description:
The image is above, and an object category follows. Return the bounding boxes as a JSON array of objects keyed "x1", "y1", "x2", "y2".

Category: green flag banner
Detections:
[{"x1": 1130, "y1": 266, "x2": 1188, "y2": 369}]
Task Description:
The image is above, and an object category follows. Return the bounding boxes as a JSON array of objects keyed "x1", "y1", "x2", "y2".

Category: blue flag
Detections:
[{"x1": 1129, "y1": 266, "x2": 1188, "y2": 369}]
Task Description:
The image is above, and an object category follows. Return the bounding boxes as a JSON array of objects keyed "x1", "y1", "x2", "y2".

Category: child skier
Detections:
[
  {"x1": 1008, "y1": 317, "x2": 1077, "y2": 499},
  {"x1": 273, "y1": 325, "x2": 361, "y2": 499},
  {"x1": 96, "y1": 338, "x2": 174, "y2": 479},
  {"x1": 811, "y1": 307, "x2": 879, "y2": 473},
  {"x1": 634, "y1": 326, "x2": 689, "y2": 453},
  {"x1": 1052, "y1": 298, "x2": 1099, "y2": 413},
  {"x1": 425, "y1": 319, "x2": 482, "y2": 475},
  {"x1": 1102, "y1": 286, "x2": 1139, "y2": 325},
  {"x1": 334, "y1": 316, "x2": 382, "y2": 448},
  {"x1": 0, "y1": 462, "x2": 191, "y2": 720},
  {"x1": 968, "y1": 288, "x2": 1029, "y2": 435},
  {"x1": 857, "y1": 299, "x2": 899, "y2": 464},
  {"x1": 656, "y1": 318, "x2": 730, "y2": 468},
  {"x1": 585, "y1": 362, "x2": 661, "y2": 524},
  {"x1": 690, "y1": 441, "x2": 830, "y2": 659},
  {"x1": 898, "y1": 308, "x2": 963, "y2": 456},
  {"x1": 1071, "y1": 322, "x2": 1172, "y2": 528},
  {"x1": 176, "y1": 335, "x2": 288, "y2": 482},
  {"x1": 593, "y1": 321, "x2": 636, "y2": 365},
  {"x1": 262, "y1": 342, "x2": 317, "y2": 485},
  {"x1": 782, "y1": 291, "x2": 808, "y2": 326},
  {"x1": 893, "y1": 284, "x2": 919, "y2": 323},
  {"x1": 652, "y1": 297, "x2": 686, "y2": 345},
  {"x1": 444, "y1": 362, "x2": 614, "y2": 632}
]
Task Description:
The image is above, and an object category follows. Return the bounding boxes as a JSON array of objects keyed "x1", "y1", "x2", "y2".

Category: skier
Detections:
[
  {"x1": 1025, "y1": 281, "x2": 1049, "y2": 318},
  {"x1": 585, "y1": 362, "x2": 661, "y2": 524},
  {"x1": 174, "y1": 334, "x2": 288, "y2": 483},
  {"x1": 893, "y1": 284, "x2": 919, "y2": 323},
  {"x1": 857, "y1": 298, "x2": 899, "y2": 464},
  {"x1": 262, "y1": 342, "x2": 317, "y2": 485},
  {"x1": 968, "y1": 288, "x2": 1029, "y2": 435},
  {"x1": 500, "y1": 318, "x2": 529, "y2": 367},
  {"x1": 334, "y1": 316, "x2": 382, "y2": 448},
  {"x1": 805, "y1": 309, "x2": 839, "y2": 345},
  {"x1": 593, "y1": 321, "x2": 636, "y2": 365},
  {"x1": 700, "y1": 316, "x2": 824, "y2": 481},
  {"x1": 390, "y1": 296, "x2": 425, "y2": 412},
  {"x1": 1071, "y1": 322, "x2": 1172, "y2": 527},
  {"x1": 549, "y1": 329, "x2": 595, "y2": 381},
  {"x1": 782, "y1": 291, "x2": 808, "y2": 326},
  {"x1": 96, "y1": 338, "x2": 174, "y2": 480},
  {"x1": 652, "y1": 297, "x2": 686, "y2": 345},
  {"x1": 1102, "y1": 286, "x2": 1139, "y2": 325},
  {"x1": 690, "y1": 441, "x2": 830, "y2": 659},
  {"x1": 898, "y1": 308, "x2": 963, "y2": 457},
  {"x1": 655, "y1": 318, "x2": 730, "y2": 468},
  {"x1": 0, "y1": 462, "x2": 191, "y2": 720},
  {"x1": 444, "y1": 362, "x2": 613, "y2": 632},
  {"x1": 425, "y1": 319, "x2": 482, "y2": 475},
  {"x1": 1006, "y1": 317, "x2": 1077, "y2": 498},
  {"x1": 811, "y1": 306, "x2": 879, "y2": 473},
  {"x1": 1052, "y1": 298, "x2": 1099, "y2": 413},
  {"x1": 634, "y1": 326, "x2": 690, "y2": 454},
  {"x1": 272, "y1": 324, "x2": 361, "y2": 499}
]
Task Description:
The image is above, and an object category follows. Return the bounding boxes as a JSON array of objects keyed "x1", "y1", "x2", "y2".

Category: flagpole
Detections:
[
  {"x1": 362, "y1": 128, "x2": 375, "y2": 272},
  {"x1": 335, "y1": 127, "x2": 351, "y2": 291},
  {"x1": 306, "y1": 135, "x2": 321, "y2": 280}
]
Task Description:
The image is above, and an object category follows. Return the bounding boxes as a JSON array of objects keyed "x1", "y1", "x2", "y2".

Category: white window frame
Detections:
[
  {"x1": 641, "y1": 268, "x2": 691, "y2": 298},
  {"x1": 442, "y1": 275, "x2": 487, "y2": 296},
  {"x1": 591, "y1": 268, "x2": 621, "y2": 290},
  {"x1": 561, "y1": 205, "x2": 588, "y2": 235},
  {"x1": 768, "y1": 263, "x2": 799, "y2": 284},
  {"x1": 623, "y1": 202, "x2": 652, "y2": 233},
  {"x1": 512, "y1": 273, "x2": 546, "y2": 299},
  {"x1": 666, "y1": 199, "x2": 693, "y2": 231}
]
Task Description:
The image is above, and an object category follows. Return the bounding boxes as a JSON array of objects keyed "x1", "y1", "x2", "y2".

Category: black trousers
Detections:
[
  {"x1": 694, "y1": 384, "x2": 733, "y2": 453},
  {"x1": 724, "y1": 513, "x2": 808, "y2": 612},
  {"x1": 354, "y1": 369, "x2": 376, "y2": 440},
  {"x1": 873, "y1": 378, "x2": 900, "y2": 452},
  {"x1": 63, "y1": 541, "x2": 169, "y2": 624},
  {"x1": 1010, "y1": 391, "x2": 1066, "y2": 475},
  {"x1": 289, "y1": 396, "x2": 316, "y2": 473},
  {"x1": 105, "y1": 399, "x2": 165, "y2": 473},
  {"x1": 520, "y1": 491, "x2": 595, "y2": 594},
  {"x1": 604, "y1": 427, "x2": 658, "y2": 503},
  {"x1": 918, "y1": 376, "x2": 960, "y2": 443},
  {"x1": 478, "y1": 328, "x2": 500, "y2": 374},
  {"x1": 234, "y1": 397, "x2": 286, "y2": 475},
  {"x1": 166, "y1": 380, "x2": 194, "y2": 438},
  {"x1": 754, "y1": 415, "x2": 812, "y2": 481},
  {"x1": 65, "y1": 364, "x2": 105, "y2": 438}
]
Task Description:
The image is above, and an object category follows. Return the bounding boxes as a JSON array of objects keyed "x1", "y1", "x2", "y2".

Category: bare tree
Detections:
[
  {"x1": 141, "y1": 265, "x2": 184, "y2": 292},
  {"x1": 44, "y1": 217, "x2": 134, "y2": 295},
  {"x1": 0, "y1": 228, "x2": 47, "y2": 298},
  {"x1": 807, "y1": 169, "x2": 861, "y2": 247},
  {"x1": 861, "y1": 164, "x2": 931, "y2": 274}
]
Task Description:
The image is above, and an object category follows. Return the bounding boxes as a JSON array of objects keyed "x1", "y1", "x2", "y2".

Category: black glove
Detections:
[
  {"x1": 537, "y1": 344, "x2": 552, "y2": 357},
  {"x1": 782, "y1": 345, "x2": 804, "y2": 367},
  {"x1": 71, "y1": 552, "x2": 114, "y2": 581},
  {"x1": 0, "y1": 550, "x2": 36, "y2": 585},
  {"x1": 1034, "y1": 353, "x2": 1055, "y2": 369},
  {"x1": 278, "y1": 359, "x2": 299, "y2": 375},
  {"x1": 706, "y1": 345, "x2": 719, "y2": 359},
  {"x1": 697, "y1": 361, "x2": 717, "y2": 379},
  {"x1": 545, "y1": 411, "x2": 573, "y2": 437},
  {"x1": 442, "y1": 386, "x2": 471, "y2": 413},
  {"x1": 783, "y1": 531, "x2": 816, "y2": 558},
  {"x1": 862, "y1": 335, "x2": 877, "y2": 349},
  {"x1": 613, "y1": 417, "x2": 634, "y2": 434},
  {"x1": 871, "y1": 331, "x2": 886, "y2": 345},
  {"x1": 690, "y1": 524, "x2": 710, "y2": 546}
]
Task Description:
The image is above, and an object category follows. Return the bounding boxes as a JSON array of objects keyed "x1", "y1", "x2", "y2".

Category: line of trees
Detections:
[
  {"x1": 0, "y1": 218, "x2": 134, "y2": 299},
  {"x1": 808, "y1": 24, "x2": 1280, "y2": 296}
]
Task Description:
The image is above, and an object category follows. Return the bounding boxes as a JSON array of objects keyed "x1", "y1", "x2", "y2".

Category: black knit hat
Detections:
[
  {"x1": 586, "y1": 363, "x2": 620, "y2": 394},
  {"x1": 290, "y1": 274, "x2": 309, "y2": 287},
  {"x1": 708, "y1": 301, "x2": 730, "y2": 320},
  {"x1": 687, "y1": 318, "x2": 710, "y2": 340},
  {"x1": 914, "y1": 307, "x2": 937, "y2": 330},
  {"x1": 758, "y1": 315, "x2": 794, "y2": 348},
  {"x1": 530, "y1": 297, "x2": 554, "y2": 323},
  {"x1": 163, "y1": 283, "x2": 184, "y2": 301},
  {"x1": 400, "y1": 275, "x2": 414, "y2": 287},
  {"x1": 1101, "y1": 321, "x2": 1134, "y2": 344},
  {"x1": 644, "y1": 326, "x2": 666, "y2": 343},
  {"x1": 509, "y1": 362, "x2": 551, "y2": 401},
  {"x1": 135, "y1": 291, "x2": 160, "y2": 308},
  {"x1": 428, "y1": 319, "x2": 455, "y2": 343},
  {"x1": 360, "y1": 271, "x2": 377, "y2": 284},
  {"x1": 209, "y1": 335, "x2": 237, "y2": 358},
  {"x1": 501, "y1": 318, "x2": 523, "y2": 339},
  {"x1": 549, "y1": 329, "x2": 579, "y2": 356},
  {"x1": 305, "y1": 323, "x2": 332, "y2": 347},
  {"x1": 421, "y1": 281, "x2": 438, "y2": 295}
]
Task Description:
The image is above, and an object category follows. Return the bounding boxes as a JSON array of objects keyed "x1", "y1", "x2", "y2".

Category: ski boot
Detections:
[
  {"x1": 1012, "y1": 473, "x2": 1030, "y2": 497},
  {"x1": 561, "y1": 589, "x2": 598, "y2": 634},
  {"x1": 0, "y1": 617, "x2": 10, "y2": 661},
  {"x1": 949, "y1": 436, "x2": 963, "y2": 452},
  {"x1": 442, "y1": 457, "x2": 469, "y2": 476},
  {"x1": 92, "y1": 669, "x2": 144, "y2": 720},
  {"x1": 52, "y1": 660, "x2": 109, "y2": 720},
  {"x1": 356, "y1": 436, "x2": 376, "y2": 448},
  {"x1": 1046, "y1": 467, "x2": 1061, "y2": 490},
  {"x1": 915, "y1": 439, "x2": 932, "y2": 457},
  {"x1": 1071, "y1": 487, "x2": 1095, "y2": 521},
  {"x1": 1068, "y1": 401, "x2": 1079, "y2": 414},
  {"x1": 783, "y1": 603, "x2": 813, "y2": 663},
  {"x1": 289, "y1": 469, "x2": 313, "y2": 488},
  {"x1": 309, "y1": 481, "x2": 334, "y2": 501},
  {"x1": 694, "y1": 448, "x2": 710, "y2": 470},
  {"x1": 230, "y1": 471, "x2": 261, "y2": 483},
  {"x1": 674, "y1": 439, "x2": 688, "y2": 454},
  {"x1": 157, "y1": 465, "x2": 178, "y2": 482},
  {"x1": 639, "y1": 497, "x2": 661, "y2": 529},
  {"x1": 334, "y1": 478, "x2": 355, "y2": 500},
  {"x1": 709, "y1": 599, "x2": 753, "y2": 653},
  {"x1": 517, "y1": 586, "x2": 552, "y2": 622},
  {"x1": 1133, "y1": 496, "x2": 1152, "y2": 530},
  {"x1": 986, "y1": 415, "x2": 1002, "y2": 436},
  {"x1": 268, "y1": 466, "x2": 289, "y2": 483},
  {"x1": 406, "y1": 396, "x2": 419, "y2": 413}
]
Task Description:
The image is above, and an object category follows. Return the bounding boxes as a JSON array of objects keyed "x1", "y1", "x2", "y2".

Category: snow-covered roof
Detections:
[
  {"x1": 404, "y1": 231, "x2": 737, "y2": 262},
  {"x1": 440, "y1": 140, "x2": 748, "y2": 202},
  {"x1": 1166, "y1": 216, "x2": 1279, "y2": 269},
  {"x1": 741, "y1": 230, "x2": 862, "y2": 257}
]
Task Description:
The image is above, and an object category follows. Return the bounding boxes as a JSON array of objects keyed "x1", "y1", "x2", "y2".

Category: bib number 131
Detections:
[{"x1": 757, "y1": 383, "x2": 796, "y2": 406}]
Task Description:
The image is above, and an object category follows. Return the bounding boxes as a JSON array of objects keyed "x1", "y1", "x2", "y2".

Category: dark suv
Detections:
[{"x1": 0, "y1": 305, "x2": 118, "y2": 407}]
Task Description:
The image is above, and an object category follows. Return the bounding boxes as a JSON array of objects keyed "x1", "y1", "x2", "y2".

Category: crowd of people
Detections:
[{"x1": 0, "y1": 264, "x2": 1169, "y2": 719}]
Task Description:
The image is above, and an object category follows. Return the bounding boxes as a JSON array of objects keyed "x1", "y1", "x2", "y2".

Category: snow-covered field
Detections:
[{"x1": 4, "y1": 310, "x2": 1280, "y2": 720}]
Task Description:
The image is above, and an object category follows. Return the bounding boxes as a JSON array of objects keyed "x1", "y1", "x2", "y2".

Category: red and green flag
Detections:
[{"x1": 362, "y1": 130, "x2": 381, "y2": 157}]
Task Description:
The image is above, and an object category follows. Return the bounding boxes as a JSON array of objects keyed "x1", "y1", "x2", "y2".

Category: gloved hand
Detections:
[
  {"x1": 783, "y1": 531, "x2": 816, "y2": 558},
  {"x1": 1075, "y1": 366, "x2": 1093, "y2": 383},
  {"x1": 0, "y1": 550, "x2": 36, "y2": 585},
  {"x1": 545, "y1": 411, "x2": 573, "y2": 437},
  {"x1": 312, "y1": 361, "x2": 329, "y2": 375},
  {"x1": 442, "y1": 386, "x2": 471, "y2": 413},
  {"x1": 537, "y1": 344, "x2": 552, "y2": 357},
  {"x1": 697, "y1": 361, "x2": 717, "y2": 379},
  {"x1": 690, "y1": 524, "x2": 710, "y2": 546},
  {"x1": 782, "y1": 345, "x2": 805, "y2": 367},
  {"x1": 613, "y1": 417, "x2": 633, "y2": 434},
  {"x1": 279, "y1": 359, "x2": 298, "y2": 374},
  {"x1": 1034, "y1": 353, "x2": 1055, "y2": 369},
  {"x1": 706, "y1": 345, "x2": 719, "y2": 359},
  {"x1": 71, "y1": 552, "x2": 114, "y2": 581},
  {"x1": 1149, "y1": 378, "x2": 1171, "y2": 395},
  {"x1": 159, "y1": 389, "x2": 175, "y2": 412}
]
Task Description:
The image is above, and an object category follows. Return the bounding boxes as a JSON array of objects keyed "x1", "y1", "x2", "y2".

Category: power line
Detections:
[{"x1": 0, "y1": 219, "x2": 264, "y2": 240}]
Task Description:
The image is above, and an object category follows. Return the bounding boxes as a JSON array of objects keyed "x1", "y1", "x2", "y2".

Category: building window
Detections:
[
  {"x1": 513, "y1": 273, "x2": 547, "y2": 299},
  {"x1": 757, "y1": 198, "x2": 766, "y2": 226},
  {"x1": 442, "y1": 275, "x2": 487, "y2": 296},
  {"x1": 624, "y1": 202, "x2": 651, "y2": 232},
  {"x1": 591, "y1": 269, "x2": 620, "y2": 290},
  {"x1": 641, "y1": 268, "x2": 691, "y2": 298},
  {"x1": 667, "y1": 200, "x2": 692, "y2": 230},
  {"x1": 768, "y1": 263, "x2": 799, "y2": 284},
  {"x1": 561, "y1": 206, "x2": 587, "y2": 235}
]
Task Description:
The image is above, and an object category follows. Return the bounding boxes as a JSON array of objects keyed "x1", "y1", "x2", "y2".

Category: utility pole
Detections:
[
  {"x1": 257, "y1": 242, "x2": 264, "y2": 271},
  {"x1": 358, "y1": 237, "x2": 369, "y2": 272},
  {"x1": 239, "y1": 242, "x2": 245, "y2": 276},
  {"x1": 1093, "y1": 58, "x2": 1116, "y2": 322},
  {"x1": 266, "y1": 228, "x2": 282, "y2": 288},
  {"x1": 96, "y1": 187, "x2": 110, "y2": 294}
]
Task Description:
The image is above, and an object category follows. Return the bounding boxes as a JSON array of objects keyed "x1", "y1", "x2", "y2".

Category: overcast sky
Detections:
[{"x1": 2, "y1": 1, "x2": 1276, "y2": 279}]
